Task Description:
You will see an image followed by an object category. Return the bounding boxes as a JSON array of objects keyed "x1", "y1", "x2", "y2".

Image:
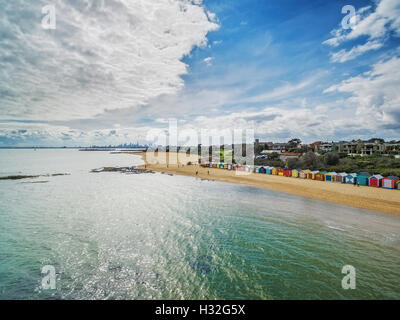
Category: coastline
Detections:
[{"x1": 132, "y1": 152, "x2": 400, "y2": 216}]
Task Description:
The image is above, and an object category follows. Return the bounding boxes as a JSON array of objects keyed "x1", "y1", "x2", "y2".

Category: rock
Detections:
[
  {"x1": 90, "y1": 166, "x2": 154, "y2": 175},
  {"x1": 0, "y1": 173, "x2": 69, "y2": 181}
]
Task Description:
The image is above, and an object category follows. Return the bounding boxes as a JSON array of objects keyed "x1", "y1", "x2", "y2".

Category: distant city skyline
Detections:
[{"x1": 0, "y1": 0, "x2": 399, "y2": 147}]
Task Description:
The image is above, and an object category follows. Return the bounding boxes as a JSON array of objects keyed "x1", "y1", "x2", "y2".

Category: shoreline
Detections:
[{"x1": 132, "y1": 152, "x2": 400, "y2": 216}]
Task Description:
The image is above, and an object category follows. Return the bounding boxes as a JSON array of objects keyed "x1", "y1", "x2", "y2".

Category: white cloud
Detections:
[
  {"x1": 203, "y1": 57, "x2": 214, "y2": 66},
  {"x1": 237, "y1": 73, "x2": 324, "y2": 104},
  {"x1": 324, "y1": 0, "x2": 400, "y2": 62},
  {"x1": 330, "y1": 40, "x2": 384, "y2": 63},
  {"x1": 0, "y1": 0, "x2": 218, "y2": 121},
  {"x1": 325, "y1": 56, "x2": 400, "y2": 130},
  {"x1": 155, "y1": 106, "x2": 334, "y2": 143}
]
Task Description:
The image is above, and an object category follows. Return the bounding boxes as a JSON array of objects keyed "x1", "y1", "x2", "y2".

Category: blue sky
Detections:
[{"x1": 0, "y1": 0, "x2": 399, "y2": 146}]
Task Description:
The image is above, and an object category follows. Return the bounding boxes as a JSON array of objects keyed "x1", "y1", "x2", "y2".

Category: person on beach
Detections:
[
  {"x1": 353, "y1": 179, "x2": 356, "y2": 187},
  {"x1": 196, "y1": 171, "x2": 198, "y2": 176}
]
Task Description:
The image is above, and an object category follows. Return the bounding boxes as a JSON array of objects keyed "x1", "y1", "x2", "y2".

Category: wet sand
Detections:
[{"x1": 132, "y1": 152, "x2": 400, "y2": 216}]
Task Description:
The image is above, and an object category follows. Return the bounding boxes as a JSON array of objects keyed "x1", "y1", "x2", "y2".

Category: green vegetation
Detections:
[
  {"x1": 254, "y1": 158, "x2": 285, "y2": 167},
  {"x1": 325, "y1": 154, "x2": 400, "y2": 176}
]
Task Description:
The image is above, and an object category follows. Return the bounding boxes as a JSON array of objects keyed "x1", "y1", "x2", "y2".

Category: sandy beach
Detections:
[{"x1": 133, "y1": 152, "x2": 400, "y2": 216}]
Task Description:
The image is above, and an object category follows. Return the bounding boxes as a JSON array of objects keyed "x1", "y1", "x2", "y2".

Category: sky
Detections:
[{"x1": 0, "y1": 0, "x2": 399, "y2": 146}]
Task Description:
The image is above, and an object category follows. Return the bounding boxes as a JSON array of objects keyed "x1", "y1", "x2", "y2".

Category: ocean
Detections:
[{"x1": 0, "y1": 149, "x2": 399, "y2": 299}]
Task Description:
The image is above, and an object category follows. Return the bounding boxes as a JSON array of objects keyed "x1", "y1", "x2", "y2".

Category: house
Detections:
[
  {"x1": 369, "y1": 174, "x2": 384, "y2": 187},
  {"x1": 256, "y1": 166, "x2": 265, "y2": 173},
  {"x1": 319, "y1": 143, "x2": 334, "y2": 153},
  {"x1": 338, "y1": 141, "x2": 360, "y2": 155},
  {"x1": 272, "y1": 167, "x2": 278, "y2": 175},
  {"x1": 279, "y1": 152, "x2": 301, "y2": 162},
  {"x1": 266, "y1": 167, "x2": 273, "y2": 174},
  {"x1": 299, "y1": 169, "x2": 311, "y2": 179},
  {"x1": 260, "y1": 166, "x2": 266, "y2": 173},
  {"x1": 335, "y1": 172, "x2": 347, "y2": 183},
  {"x1": 284, "y1": 169, "x2": 292, "y2": 177},
  {"x1": 309, "y1": 141, "x2": 323, "y2": 152},
  {"x1": 338, "y1": 139, "x2": 385, "y2": 155},
  {"x1": 325, "y1": 172, "x2": 337, "y2": 182},
  {"x1": 272, "y1": 143, "x2": 288, "y2": 151},
  {"x1": 397, "y1": 181, "x2": 400, "y2": 190},
  {"x1": 315, "y1": 172, "x2": 326, "y2": 181},
  {"x1": 309, "y1": 171, "x2": 319, "y2": 180},
  {"x1": 260, "y1": 150, "x2": 280, "y2": 155},
  {"x1": 345, "y1": 173, "x2": 358, "y2": 184},
  {"x1": 292, "y1": 169, "x2": 302, "y2": 178},
  {"x1": 382, "y1": 176, "x2": 399, "y2": 189},
  {"x1": 384, "y1": 142, "x2": 400, "y2": 154},
  {"x1": 357, "y1": 172, "x2": 371, "y2": 186},
  {"x1": 278, "y1": 168, "x2": 285, "y2": 176},
  {"x1": 360, "y1": 141, "x2": 385, "y2": 155}
]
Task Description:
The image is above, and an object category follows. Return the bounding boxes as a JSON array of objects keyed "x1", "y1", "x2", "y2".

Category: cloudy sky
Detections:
[{"x1": 0, "y1": 0, "x2": 399, "y2": 146}]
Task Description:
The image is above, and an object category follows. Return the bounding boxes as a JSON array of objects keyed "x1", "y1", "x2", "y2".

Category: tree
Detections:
[
  {"x1": 287, "y1": 158, "x2": 301, "y2": 169},
  {"x1": 300, "y1": 151, "x2": 318, "y2": 169},
  {"x1": 324, "y1": 152, "x2": 340, "y2": 166},
  {"x1": 368, "y1": 138, "x2": 385, "y2": 144},
  {"x1": 288, "y1": 138, "x2": 301, "y2": 145},
  {"x1": 288, "y1": 138, "x2": 301, "y2": 150},
  {"x1": 268, "y1": 152, "x2": 280, "y2": 160},
  {"x1": 255, "y1": 143, "x2": 265, "y2": 155}
]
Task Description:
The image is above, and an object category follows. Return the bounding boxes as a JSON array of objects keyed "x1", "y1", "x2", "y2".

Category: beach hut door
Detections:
[{"x1": 383, "y1": 179, "x2": 392, "y2": 188}]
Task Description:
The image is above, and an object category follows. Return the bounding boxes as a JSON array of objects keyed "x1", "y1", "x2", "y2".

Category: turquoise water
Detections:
[{"x1": 0, "y1": 149, "x2": 399, "y2": 300}]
